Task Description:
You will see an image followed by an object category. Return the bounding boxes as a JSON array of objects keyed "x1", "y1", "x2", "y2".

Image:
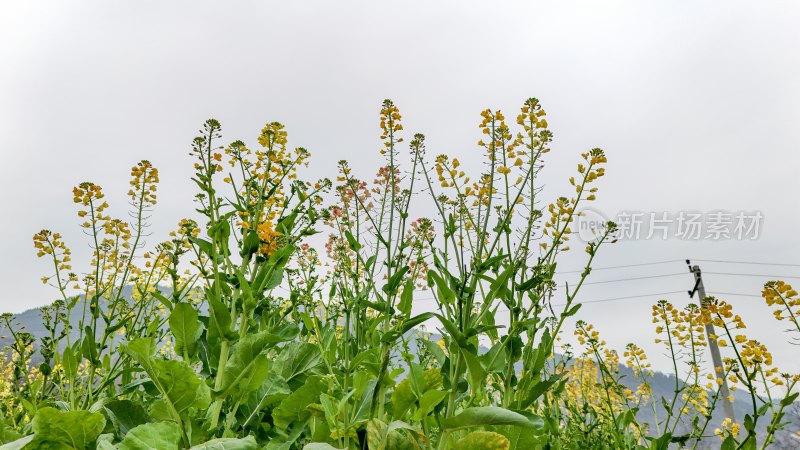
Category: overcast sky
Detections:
[{"x1": 2, "y1": 1, "x2": 799, "y2": 372}]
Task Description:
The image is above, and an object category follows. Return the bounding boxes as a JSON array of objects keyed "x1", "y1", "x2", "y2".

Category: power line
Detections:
[
  {"x1": 493, "y1": 290, "x2": 686, "y2": 312},
  {"x1": 557, "y1": 259, "x2": 683, "y2": 274},
  {"x1": 695, "y1": 259, "x2": 800, "y2": 268},
  {"x1": 707, "y1": 291, "x2": 761, "y2": 298},
  {"x1": 557, "y1": 259, "x2": 800, "y2": 275},
  {"x1": 579, "y1": 273, "x2": 686, "y2": 286},
  {"x1": 552, "y1": 290, "x2": 685, "y2": 307},
  {"x1": 704, "y1": 272, "x2": 800, "y2": 280}
]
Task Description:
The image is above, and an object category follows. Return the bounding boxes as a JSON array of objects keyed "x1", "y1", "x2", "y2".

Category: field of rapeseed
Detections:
[{"x1": 0, "y1": 99, "x2": 797, "y2": 449}]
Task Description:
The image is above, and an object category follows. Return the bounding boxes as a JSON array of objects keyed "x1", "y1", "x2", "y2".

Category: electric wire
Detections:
[{"x1": 694, "y1": 259, "x2": 800, "y2": 268}]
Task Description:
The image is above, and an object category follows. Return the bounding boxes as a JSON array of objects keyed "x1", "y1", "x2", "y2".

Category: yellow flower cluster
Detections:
[
  {"x1": 762, "y1": 281, "x2": 800, "y2": 333},
  {"x1": 542, "y1": 197, "x2": 574, "y2": 252},
  {"x1": 714, "y1": 417, "x2": 741, "y2": 440},
  {"x1": 128, "y1": 160, "x2": 159, "y2": 206},
  {"x1": 652, "y1": 301, "x2": 706, "y2": 350},
  {"x1": 256, "y1": 220, "x2": 282, "y2": 258},
  {"x1": 33, "y1": 230, "x2": 77, "y2": 289},
  {"x1": 624, "y1": 343, "x2": 653, "y2": 380},
  {"x1": 73, "y1": 182, "x2": 109, "y2": 229},
  {"x1": 679, "y1": 384, "x2": 710, "y2": 416},
  {"x1": 257, "y1": 122, "x2": 288, "y2": 150},
  {"x1": 379, "y1": 100, "x2": 404, "y2": 152},
  {"x1": 698, "y1": 297, "x2": 746, "y2": 330}
]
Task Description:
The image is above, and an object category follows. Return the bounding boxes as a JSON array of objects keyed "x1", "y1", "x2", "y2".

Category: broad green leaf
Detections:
[
  {"x1": 188, "y1": 436, "x2": 258, "y2": 450},
  {"x1": 215, "y1": 331, "x2": 276, "y2": 398},
  {"x1": 169, "y1": 302, "x2": 202, "y2": 358},
  {"x1": 421, "y1": 338, "x2": 446, "y2": 365},
  {"x1": 188, "y1": 237, "x2": 214, "y2": 259},
  {"x1": 382, "y1": 312, "x2": 434, "y2": 344},
  {"x1": 302, "y1": 444, "x2": 343, "y2": 450},
  {"x1": 104, "y1": 399, "x2": 149, "y2": 436},
  {"x1": 62, "y1": 346, "x2": 77, "y2": 380},
  {"x1": 496, "y1": 421, "x2": 547, "y2": 450},
  {"x1": 121, "y1": 337, "x2": 157, "y2": 364},
  {"x1": 27, "y1": 407, "x2": 106, "y2": 450},
  {"x1": 383, "y1": 266, "x2": 410, "y2": 295},
  {"x1": 515, "y1": 274, "x2": 542, "y2": 292},
  {"x1": 240, "y1": 371, "x2": 292, "y2": 429},
  {"x1": 344, "y1": 230, "x2": 361, "y2": 251},
  {"x1": 273, "y1": 342, "x2": 323, "y2": 387},
  {"x1": 208, "y1": 297, "x2": 237, "y2": 341},
  {"x1": 366, "y1": 419, "x2": 421, "y2": 450},
  {"x1": 427, "y1": 271, "x2": 454, "y2": 305},
  {"x1": 460, "y1": 349, "x2": 487, "y2": 392},
  {"x1": 272, "y1": 375, "x2": 325, "y2": 430},
  {"x1": 0, "y1": 436, "x2": 33, "y2": 450},
  {"x1": 0, "y1": 416, "x2": 21, "y2": 444},
  {"x1": 455, "y1": 431, "x2": 510, "y2": 450},
  {"x1": 95, "y1": 434, "x2": 115, "y2": 450},
  {"x1": 240, "y1": 230, "x2": 260, "y2": 257},
  {"x1": 150, "y1": 359, "x2": 211, "y2": 416},
  {"x1": 412, "y1": 390, "x2": 447, "y2": 421},
  {"x1": 391, "y1": 367, "x2": 442, "y2": 418},
  {"x1": 442, "y1": 407, "x2": 538, "y2": 431},
  {"x1": 123, "y1": 341, "x2": 210, "y2": 423},
  {"x1": 397, "y1": 279, "x2": 414, "y2": 316},
  {"x1": 433, "y1": 314, "x2": 466, "y2": 348},
  {"x1": 118, "y1": 421, "x2": 181, "y2": 450}
]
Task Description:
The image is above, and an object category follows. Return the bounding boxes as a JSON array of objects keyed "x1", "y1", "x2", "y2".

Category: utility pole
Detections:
[{"x1": 686, "y1": 260, "x2": 736, "y2": 422}]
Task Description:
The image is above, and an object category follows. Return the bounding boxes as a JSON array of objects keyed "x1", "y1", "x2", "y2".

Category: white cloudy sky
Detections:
[{"x1": 1, "y1": 1, "x2": 799, "y2": 372}]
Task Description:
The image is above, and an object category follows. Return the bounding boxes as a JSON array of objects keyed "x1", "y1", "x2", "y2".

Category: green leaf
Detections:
[
  {"x1": 515, "y1": 274, "x2": 542, "y2": 292},
  {"x1": 0, "y1": 436, "x2": 33, "y2": 450},
  {"x1": 169, "y1": 302, "x2": 202, "y2": 358},
  {"x1": 383, "y1": 266, "x2": 410, "y2": 295},
  {"x1": 215, "y1": 331, "x2": 276, "y2": 398},
  {"x1": 150, "y1": 359, "x2": 211, "y2": 416},
  {"x1": 720, "y1": 436, "x2": 736, "y2": 450},
  {"x1": 412, "y1": 390, "x2": 447, "y2": 421},
  {"x1": 781, "y1": 392, "x2": 799, "y2": 406},
  {"x1": 562, "y1": 303, "x2": 581, "y2": 318},
  {"x1": 121, "y1": 337, "x2": 157, "y2": 365},
  {"x1": 442, "y1": 407, "x2": 539, "y2": 431},
  {"x1": 302, "y1": 444, "x2": 343, "y2": 450},
  {"x1": 62, "y1": 346, "x2": 78, "y2": 380},
  {"x1": 240, "y1": 230, "x2": 260, "y2": 257},
  {"x1": 189, "y1": 237, "x2": 214, "y2": 259},
  {"x1": 455, "y1": 431, "x2": 510, "y2": 450},
  {"x1": 382, "y1": 312, "x2": 434, "y2": 344},
  {"x1": 497, "y1": 424, "x2": 546, "y2": 450},
  {"x1": 421, "y1": 338, "x2": 446, "y2": 365},
  {"x1": 272, "y1": 375, "x2": 325, "y2": 430},
  {"x1": 118, "y1": 422, "x2": 181, "y2": 450},
  {"x1": 27, "y1": 407, "x2": 106, "y2": 450},
  {"x1": 123, "y1": 340, "x2": 210, "y2": 422},
  {"x1": 366, "y1": 419, "x2": 421, "y2": 450},
  {"x1": 208, "y1": 297, "x2": 237, "y2": 341},
  {"x1": 434, "y1": 314, "x2": 467, "y2": 348},
  {"x1": 273, "y1": 342, "x2": 323, "y2": 387},
  {"x1": 240, "y1": 372, "x2": 291, "y2": 429},
  {"x1": 427, "y1": 271, "x2": 455, "y2": 305},
  {"x1": 460, "y1": 349, "x2": 487, "y2": 392},
  {"x1": 95, "y1": 434, "x2": 115, "y2": 450},
  {"x1": 188, "y1": 436, "x2": 258, "y2": 450},
  {"x1": 397, "y1": 279, "x2": 414, "y2": 316},
  {"x1": 344, "y1": 230, "x2": 361, "y2": 251},
  {"x1": 104, "y1": 399, "x2": 149, "y2": 437}
]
